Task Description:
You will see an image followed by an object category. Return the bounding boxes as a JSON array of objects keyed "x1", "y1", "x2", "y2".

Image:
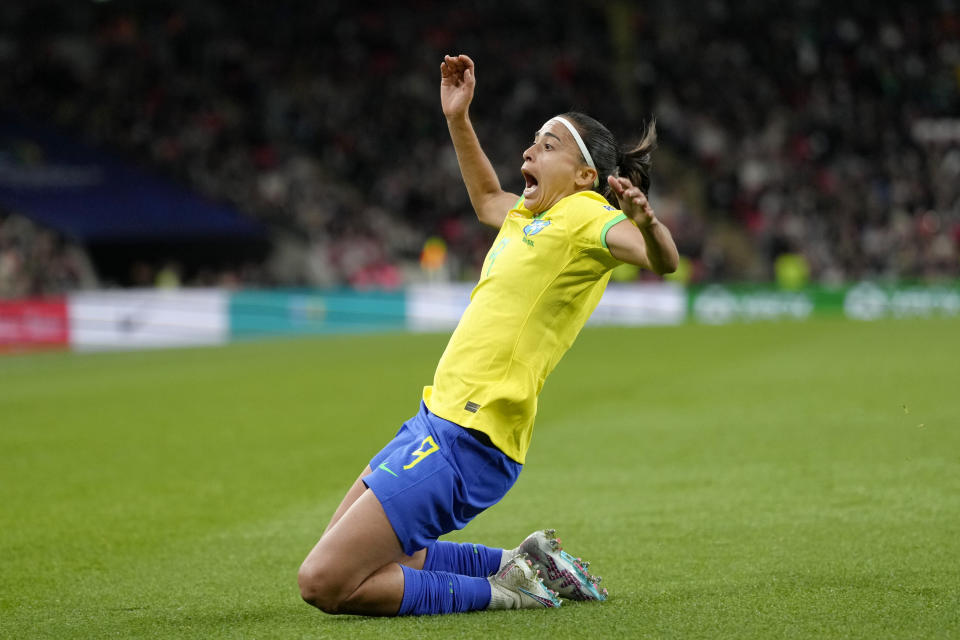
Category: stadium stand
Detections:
[{"x1": 0, "y1": 0, "x2": 957, "y2": 293}]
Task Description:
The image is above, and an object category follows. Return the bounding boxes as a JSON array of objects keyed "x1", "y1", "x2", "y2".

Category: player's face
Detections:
[{"x1": 520, "y1": 119, "x2": 593, "y2": 213}]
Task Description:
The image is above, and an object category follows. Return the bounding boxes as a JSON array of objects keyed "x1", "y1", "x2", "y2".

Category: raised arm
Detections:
[
  {"x1": 604, "y1": 175, "x2": 679, "y2": 275},
  {"x1": 441, "y1": 54, "x2": 518, "y2": 228}
]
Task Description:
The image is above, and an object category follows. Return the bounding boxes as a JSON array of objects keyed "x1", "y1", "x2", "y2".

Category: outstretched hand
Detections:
[
  {"x1": 607, "y1": 175, "x2": 656, "y2": 227},
  {"x1": 440, "y1": 54, "x2": 476, "y2": 120}
]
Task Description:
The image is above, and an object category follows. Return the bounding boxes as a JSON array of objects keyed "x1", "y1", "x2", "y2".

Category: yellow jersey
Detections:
[{"x1": 423, "y1": 190, "x2": 629, "y2": 463}]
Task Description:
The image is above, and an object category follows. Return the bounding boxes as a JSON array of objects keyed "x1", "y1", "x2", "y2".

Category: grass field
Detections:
[{"x1": 1, "y1": 317, "x2": 958, "y2": 639}]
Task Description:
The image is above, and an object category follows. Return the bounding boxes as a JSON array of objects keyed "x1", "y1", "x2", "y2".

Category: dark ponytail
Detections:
[
  {"x1": 617, "y1": 120, "x2": 657, "y2": 199},
  {"x1": 560, "y1": 112, "x2": 657, "y2": 207}
]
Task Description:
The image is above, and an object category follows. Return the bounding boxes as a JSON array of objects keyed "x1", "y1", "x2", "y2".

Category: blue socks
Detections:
[
  {"x1": 395, "y1": 542, "x2": 504, "y2": 615},
  {"x1": 397, "y1": 565, "x2": 491, "y2": 615},
  {"x1": 422, "y1": 541, "x2": 503, "y2": 577}
]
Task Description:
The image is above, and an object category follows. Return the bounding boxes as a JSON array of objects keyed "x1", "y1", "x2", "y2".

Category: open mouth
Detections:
[{"x1": 522, "y1": 169, "x2": 539, "y2": 197}]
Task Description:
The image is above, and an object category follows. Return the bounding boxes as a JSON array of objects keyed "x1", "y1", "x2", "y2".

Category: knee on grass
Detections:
[{"x1": 297, "y1": 561, "x2": 353, "y2": 614}]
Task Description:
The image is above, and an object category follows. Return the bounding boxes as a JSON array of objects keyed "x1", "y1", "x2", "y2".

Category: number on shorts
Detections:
[{"x1": 403, "y1": 436, "x2": 439, "y2": 470}]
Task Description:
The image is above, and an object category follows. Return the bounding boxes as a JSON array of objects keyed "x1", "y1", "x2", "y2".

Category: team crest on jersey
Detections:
[{"x1": 523, "y1": 219, "x2": 550, "y2": 237}]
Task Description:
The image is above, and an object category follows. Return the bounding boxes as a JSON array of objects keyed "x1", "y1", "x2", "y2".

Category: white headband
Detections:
[{"x1": 549, "y1": 116, "x2": 599, "y2": 188}]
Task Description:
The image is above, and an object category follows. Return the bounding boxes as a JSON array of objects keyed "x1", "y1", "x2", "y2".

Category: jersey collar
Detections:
[{"x1": 513, "y1": 190, "x2": 612, "y2": 219}]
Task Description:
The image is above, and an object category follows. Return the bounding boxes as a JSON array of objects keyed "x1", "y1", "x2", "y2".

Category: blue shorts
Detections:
[{"x1": 363, "y1": 402, "x2": 523, "y2": 555}]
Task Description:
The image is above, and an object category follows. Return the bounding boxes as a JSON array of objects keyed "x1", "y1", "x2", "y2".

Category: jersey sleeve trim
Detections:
[{"x1": 600, "y1": 213, "x2": 628, "y2": 249}]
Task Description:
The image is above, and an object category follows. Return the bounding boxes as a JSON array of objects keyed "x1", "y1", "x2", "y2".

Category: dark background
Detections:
[{"x1": 1, "y1": 0, "x2": 957, "y2": 293}]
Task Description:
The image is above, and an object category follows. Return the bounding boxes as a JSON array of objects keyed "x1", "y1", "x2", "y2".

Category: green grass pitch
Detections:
[{"x1": 1, "y1": 317, "x2": 958, "y2": 639}]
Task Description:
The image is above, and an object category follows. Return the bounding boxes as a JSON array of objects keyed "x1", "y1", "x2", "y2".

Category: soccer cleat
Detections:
[
  {"x1": 516, "y1": 529, "x2": 608, "y2": 601},
  {"x1": 488, "y1": 553, "x2": 561, "y2": 609}
]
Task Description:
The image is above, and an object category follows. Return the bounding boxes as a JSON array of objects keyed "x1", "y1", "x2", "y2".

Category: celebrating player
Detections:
[{"x1": 297, "y1": 53, "x2": 679, "y2": 616}]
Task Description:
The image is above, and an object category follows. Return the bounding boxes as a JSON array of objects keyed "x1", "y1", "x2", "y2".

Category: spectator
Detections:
[
  {"x1": 0, "y1": 210, "x2": 97, "y2": 297},
  {"x1": 0, "y1": 1, "x2": 956, "y2": 291}
]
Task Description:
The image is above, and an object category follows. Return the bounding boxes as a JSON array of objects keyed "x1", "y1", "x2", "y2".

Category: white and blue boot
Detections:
[
  {"x1": 488, "y1": 553, "x2": 562, "y2": 609},
  {"x1": 516, "y1": 529, "x2": 608, "y2": 601}
]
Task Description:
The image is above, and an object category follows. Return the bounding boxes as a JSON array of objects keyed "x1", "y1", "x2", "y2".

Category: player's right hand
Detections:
[{"x1": 440, "y1": 54, "x2": 476, "y2": 119}]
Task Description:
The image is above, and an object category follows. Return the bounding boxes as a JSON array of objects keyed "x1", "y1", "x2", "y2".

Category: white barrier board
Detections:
[
  {"x1": 69, "y1": 289, "x2": 228, "y2": 351},
  {"x1": 406, "y1": 282, "x2": 685, "y2": 332}
]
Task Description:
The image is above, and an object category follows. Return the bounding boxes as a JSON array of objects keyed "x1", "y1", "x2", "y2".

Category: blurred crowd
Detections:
[
  {"x1": 0, "y1": 0, "x2": 958, "y2": 295},
  {"x1": 0, "y1": 211, "x2": 96, "y2": 297}
]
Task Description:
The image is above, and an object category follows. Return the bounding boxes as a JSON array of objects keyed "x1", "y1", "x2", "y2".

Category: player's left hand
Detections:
[{"x1": 607, "y1": 175, "x2": 656, "y2": 227}]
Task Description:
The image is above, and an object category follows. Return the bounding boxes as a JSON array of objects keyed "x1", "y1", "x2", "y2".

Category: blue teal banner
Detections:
[
  {"x1": 230, "y1": 290, "x2": 406, "y2": 338},
  {"x1": 0, "y1": 115, "x2": 264, "y2": 242}
]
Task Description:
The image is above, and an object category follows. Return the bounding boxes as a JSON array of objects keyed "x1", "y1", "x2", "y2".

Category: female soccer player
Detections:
[{"x1": 298, "y1": 54, "x2": 679, "y2": 616}]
